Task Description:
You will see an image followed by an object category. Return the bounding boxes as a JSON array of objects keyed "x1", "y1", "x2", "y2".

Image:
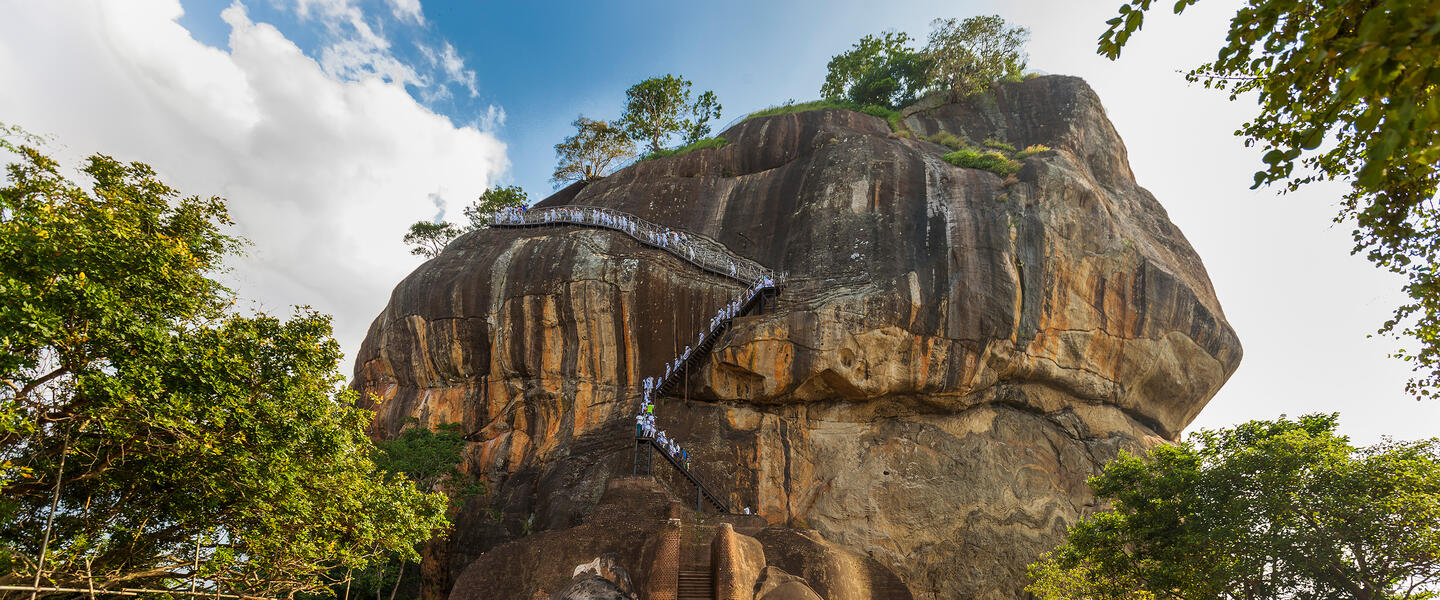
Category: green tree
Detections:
[
  {"x1": 1098, "y1": 0, "x2": 1440, "y2": 399},
  {"x1": 619, "y1": 75, "x2": 723, "y2": 154},
  {"x1": 552, "y1": 115, "x2": 635, "y2": 187},
  {"x1": 1027, "y1": 414, "x2": 1440, "y2": 600},
  {"x1": 460, "y1": 185, "x2": 527, "y2": 229},
  {"x1": 0, "y1": 140, "x2": 448, "y2": 597},
  {"x1": 924, "y1": 16, "x2": 1030, "y2": 99},
  {"x1": 820, "y1": 32, "x2": 933, "y2": 110},
  {"x1": 402, "y1": 220, "x2": 462, "y2": 258}
]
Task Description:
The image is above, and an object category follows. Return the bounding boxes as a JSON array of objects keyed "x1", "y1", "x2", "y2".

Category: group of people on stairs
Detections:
[
  {"x1": 487, "y1": 204, "x2": 782, "y2": 488},
  {"x1": 633, "y1": 273, "x2": 776, "y2": 474},
  {"x1": 485, "y1": 204, "x2": 773, "y2": 285}
]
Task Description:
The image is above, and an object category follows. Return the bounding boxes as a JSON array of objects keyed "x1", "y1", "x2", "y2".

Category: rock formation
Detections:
[{"x1": 352, "y1": 75, "x2": 1242, "y2": 599}]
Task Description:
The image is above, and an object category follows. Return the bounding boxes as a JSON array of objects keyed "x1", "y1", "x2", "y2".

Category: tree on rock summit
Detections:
[
  {"x1": 619, "y1": 74, "x2": 722, "y2": 154},
  {"x1": 552, "y1": 115, "x2": 635, "y2": 187}
]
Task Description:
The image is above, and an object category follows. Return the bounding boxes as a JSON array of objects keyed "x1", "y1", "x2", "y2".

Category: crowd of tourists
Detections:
[
  {"x1": 489, "y1": 204, "x2": 781, "y2": 479},
  {"x1": 487, "y1": 205, "x2": 767, "y2": 283}
]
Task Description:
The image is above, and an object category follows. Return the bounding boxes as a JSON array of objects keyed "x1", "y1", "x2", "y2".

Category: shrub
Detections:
[
  {"x1": 983, "y1": 138, "x2": 1017, "y2": 153},
  {"x1": 639, "y1": 135, "x2": 728, "y2": 161},
  {"x1": 943, "y1": 148, "x2": 1021, "y2": 176},
  {"x1": 1014, "y1": 144, "x2": 1052, "y2": 159},
  {"x1": 925, "y1": 131, "x2": 968, "y2": 150},
  {"x1": 744, "y1": 100, "x2": 903, "y2": 132}
]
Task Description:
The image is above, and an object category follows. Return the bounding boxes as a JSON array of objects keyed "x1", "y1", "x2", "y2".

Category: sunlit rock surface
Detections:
[{"x1": 353, "y1": 75, "x2": 1242, "y2": 600}]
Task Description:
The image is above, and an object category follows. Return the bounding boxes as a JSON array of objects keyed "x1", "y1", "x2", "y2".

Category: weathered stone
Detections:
[
  {"x1": 355, "y1": 75, "x2": 1242, "y2": 599},
  {"x1": 713, "y1": 523, "x2": 766, "y2": 600},
  {"x1": 571, "y1": 554, "x2": 634, "y2": 597},
  {"x1": 551, "y1": 574, "x2": 629, "y2": 600},
  {"x1": 754, "y1": 567, "x2": 823, "y2": 600}
]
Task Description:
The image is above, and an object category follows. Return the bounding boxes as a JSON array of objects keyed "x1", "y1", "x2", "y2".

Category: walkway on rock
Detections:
[
  {"x1": 486, "y1": 205, "x2": 774, "y2": 285},
  {"x1": 487, "y1": 205, "x2": 780, "y2": 515}
]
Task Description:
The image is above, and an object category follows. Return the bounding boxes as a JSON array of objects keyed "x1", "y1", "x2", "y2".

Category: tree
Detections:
[
  {"x1": 461, "y1": 185, "x2": 527, "y2": 229},
  {"x1": 0, "y1": 139, "x2": 448, "y2": 598},
  {"x1": 1027, "y1": 414, "x2": 1440, "y2": 600},
  {"x1": 820, "y1": 32, "x2": 933, "y2": 110},
  {"x1": 552, "y1": 115, "x2": 635, "y2": 187},
  {"x1": 924, "y1": 16, "x2": 1029, "y2": 99},
  {"x1": 1098, "y1": 0, "x2": 1440, "y2": 399},
  {"x1": 403, "y1": 221, "x2": 462, "y2": 258},
  {"x1": 619, "y1": 75, "x2": 723, "y2": 154}
]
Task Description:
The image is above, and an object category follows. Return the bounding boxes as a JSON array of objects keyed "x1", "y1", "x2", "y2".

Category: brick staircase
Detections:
[{"x1": 676, "y1": 569, "x2": 712, "y2": 600}]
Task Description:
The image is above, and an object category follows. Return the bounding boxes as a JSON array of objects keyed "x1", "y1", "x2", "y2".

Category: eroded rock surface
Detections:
[{"x1": 353, "y1": 75, "x2": 1241, "y2": 599}]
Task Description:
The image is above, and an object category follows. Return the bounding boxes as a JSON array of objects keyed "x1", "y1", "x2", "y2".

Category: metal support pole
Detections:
[{"x1": 698, "y1": 487, "x2": 703, "y2": 513}]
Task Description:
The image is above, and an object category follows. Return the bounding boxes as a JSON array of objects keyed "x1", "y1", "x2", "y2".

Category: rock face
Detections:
[{"x1": 352, "y1": 75, "x2": 1242, "y2": 599}]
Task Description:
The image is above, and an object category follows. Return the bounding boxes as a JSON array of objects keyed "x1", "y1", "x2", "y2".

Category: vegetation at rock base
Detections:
[
  {"x1": 1027, "y1": 414, "x2": 1440, "y2": 600},
  {"x1": 619, "y1": 74, "x2": 723, "y2": 155},
  {"x1": 638, "y1": 135, "x2": 728, "y2": 162},
  {"x1": 404, "y1": 186, "x2": 528, "y2": 258},
  {"x1": 1099, "y1": 0, "x2": 1440, "y2": 400},
  {"x1": 0, "y1": 136, "x2": 448, "y2": 598},
  {"x1": 299, "y1": 422, "x2": 483, "y2": 600},
  {"x1": 820, "y1": 15, "x2": 1029, "y2": 110},
  {"x1": 552, "y1": 115, "x2": 636, "y2": 187}
]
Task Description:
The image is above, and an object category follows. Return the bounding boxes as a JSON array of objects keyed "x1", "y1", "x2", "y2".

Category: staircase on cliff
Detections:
[{"x1": 489, "y1": 205, "x2": 779, "y2": 515}]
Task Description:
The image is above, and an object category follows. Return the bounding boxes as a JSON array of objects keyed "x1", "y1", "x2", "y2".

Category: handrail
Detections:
[
  {"x1": 483, "y1": 206, "x2": 777, "y2": 285},
  {"x1": 636, "y1": 436, "x2": 731, "y2": 513}
]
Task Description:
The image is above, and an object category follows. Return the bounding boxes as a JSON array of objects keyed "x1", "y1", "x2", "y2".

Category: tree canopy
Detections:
[
  {"x1": 1027, "y1": 414, "x2": 1440, "y2": 600},
  {"x1": 924, "y1": 16, "x2": 1030, "y2": 99},
  {"x1": 820, "y1": 16, "x2": 1029, "y2": 110},
  {"x1": 1099, "y1": 0, "x2": 1440, "y2": 399},
  {"x1": 0, "y1": 139, "x2": 448, "y2": 598},
  {"x1": 402, "y1": 186, "x2": 528, "y2": 258},
  {"x1": 619, "y1": 75, "x2": 722, "y2": 154},
  {"x1": 820, "y1": 32, "x2": 933, "y2": 110},
  {"x1": 552, "y1": 115, "x2": 635, "y2": 187}
]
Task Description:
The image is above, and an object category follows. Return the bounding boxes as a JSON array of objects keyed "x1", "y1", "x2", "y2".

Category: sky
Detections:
[{"x1": 1, "y1": 0, "x2": 1436, "y2": 444}]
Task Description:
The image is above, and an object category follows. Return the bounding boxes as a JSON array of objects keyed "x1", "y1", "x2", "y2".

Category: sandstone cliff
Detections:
[{"x1": 352, "y1": 75, "x2": 1242, "y2": 599}]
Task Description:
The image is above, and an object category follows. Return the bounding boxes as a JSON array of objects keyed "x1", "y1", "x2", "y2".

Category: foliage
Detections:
[
  {"x1": 639, "y1": 136, "x2": 729, "y2": 162},
  {"x1": 982, "y1": 138, "x2": 1016, "y2": 153},
  {"x1": 744, "y1": 99, "x2": 903, "y2": 131},
  {"x1": 461, "y1": 185, "x2": 527, "y2": 228},
  {"x1": 1014, "y1": 144, "x2": 1052, "y2": 159},
  {"x1": 0, "y1": 141, "x2": 448, "y2": 597},
  {"x1": 374, "y1": 421, "x2": 484, "y2": 505},
  {"x1": 402, "y1": 185, "x2": 527, "y2": 258},
  {"x1": 1098, "y1": 0, "x2": 1440, "y2": 400},
  {"x1": 619, "y1": 75, "x2": 723, "y2": 154},
  {"x1": 924, "y1": 131, "x2": 969, "y2": 150},
  {"x1": 552, "y1": 115, "x2": 636, "y2": 187},
  {"x1": 820, "y1": 32, "x2": 933, "y2": 110},
  {"x1": 924, "y1": 16, "x2": 1030, "y2": 99},
  {"x1": 403, "y1": 221, "x2": 463, "y2": 259},
  {"x1": 943, "y1": 148, "x2": 1021, "y2": 176},
  {"x1": 1027, "y1": 414, "x2": 1440, "y2": 600}
]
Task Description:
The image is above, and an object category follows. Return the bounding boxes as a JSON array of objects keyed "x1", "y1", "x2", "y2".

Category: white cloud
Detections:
[
  {"x1": 289, "y1": 0, "x2": 424, "y2": 87},
  {"x1": 385, "y1": 0, "x2": 424, "y2": 25},
  {"x1": 0, "y1": 0, "x2": 507, "y2": 370},
  {"x1": 416, "y1": 40, "x2": 479, "y2": 99}
]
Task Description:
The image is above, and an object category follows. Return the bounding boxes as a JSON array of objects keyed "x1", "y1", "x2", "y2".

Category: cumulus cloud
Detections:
[
  {"x1": 417, "y1": 40, "x2": 479, "y2": 99},
  {"x1": 0, "y1": 0, "x2": 507, "y2": 371},
  {"x1": 385, "y1": 0, "x2": 424, "y2": 25}
]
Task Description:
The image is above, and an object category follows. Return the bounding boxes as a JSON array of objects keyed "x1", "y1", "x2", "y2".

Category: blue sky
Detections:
[{"x1": 3, "y1": 0, "x2": 1437, "y2": 443}]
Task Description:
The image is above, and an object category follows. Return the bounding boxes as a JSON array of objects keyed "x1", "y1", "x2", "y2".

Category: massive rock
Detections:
[{"x1": 352, "y1": 75, "x2": 1242, "y2": 599}]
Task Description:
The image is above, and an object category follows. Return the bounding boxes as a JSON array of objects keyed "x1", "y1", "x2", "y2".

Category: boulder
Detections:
[
  {"x1": 355, "y1": 75, "x2": 1242, "y2": 599},
  {"x1": 754, "y1": 567, "x2": 823, "y2": 600},
  {"x1": 551, "y1": 574, "x2": 629, "y2": 600}
]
